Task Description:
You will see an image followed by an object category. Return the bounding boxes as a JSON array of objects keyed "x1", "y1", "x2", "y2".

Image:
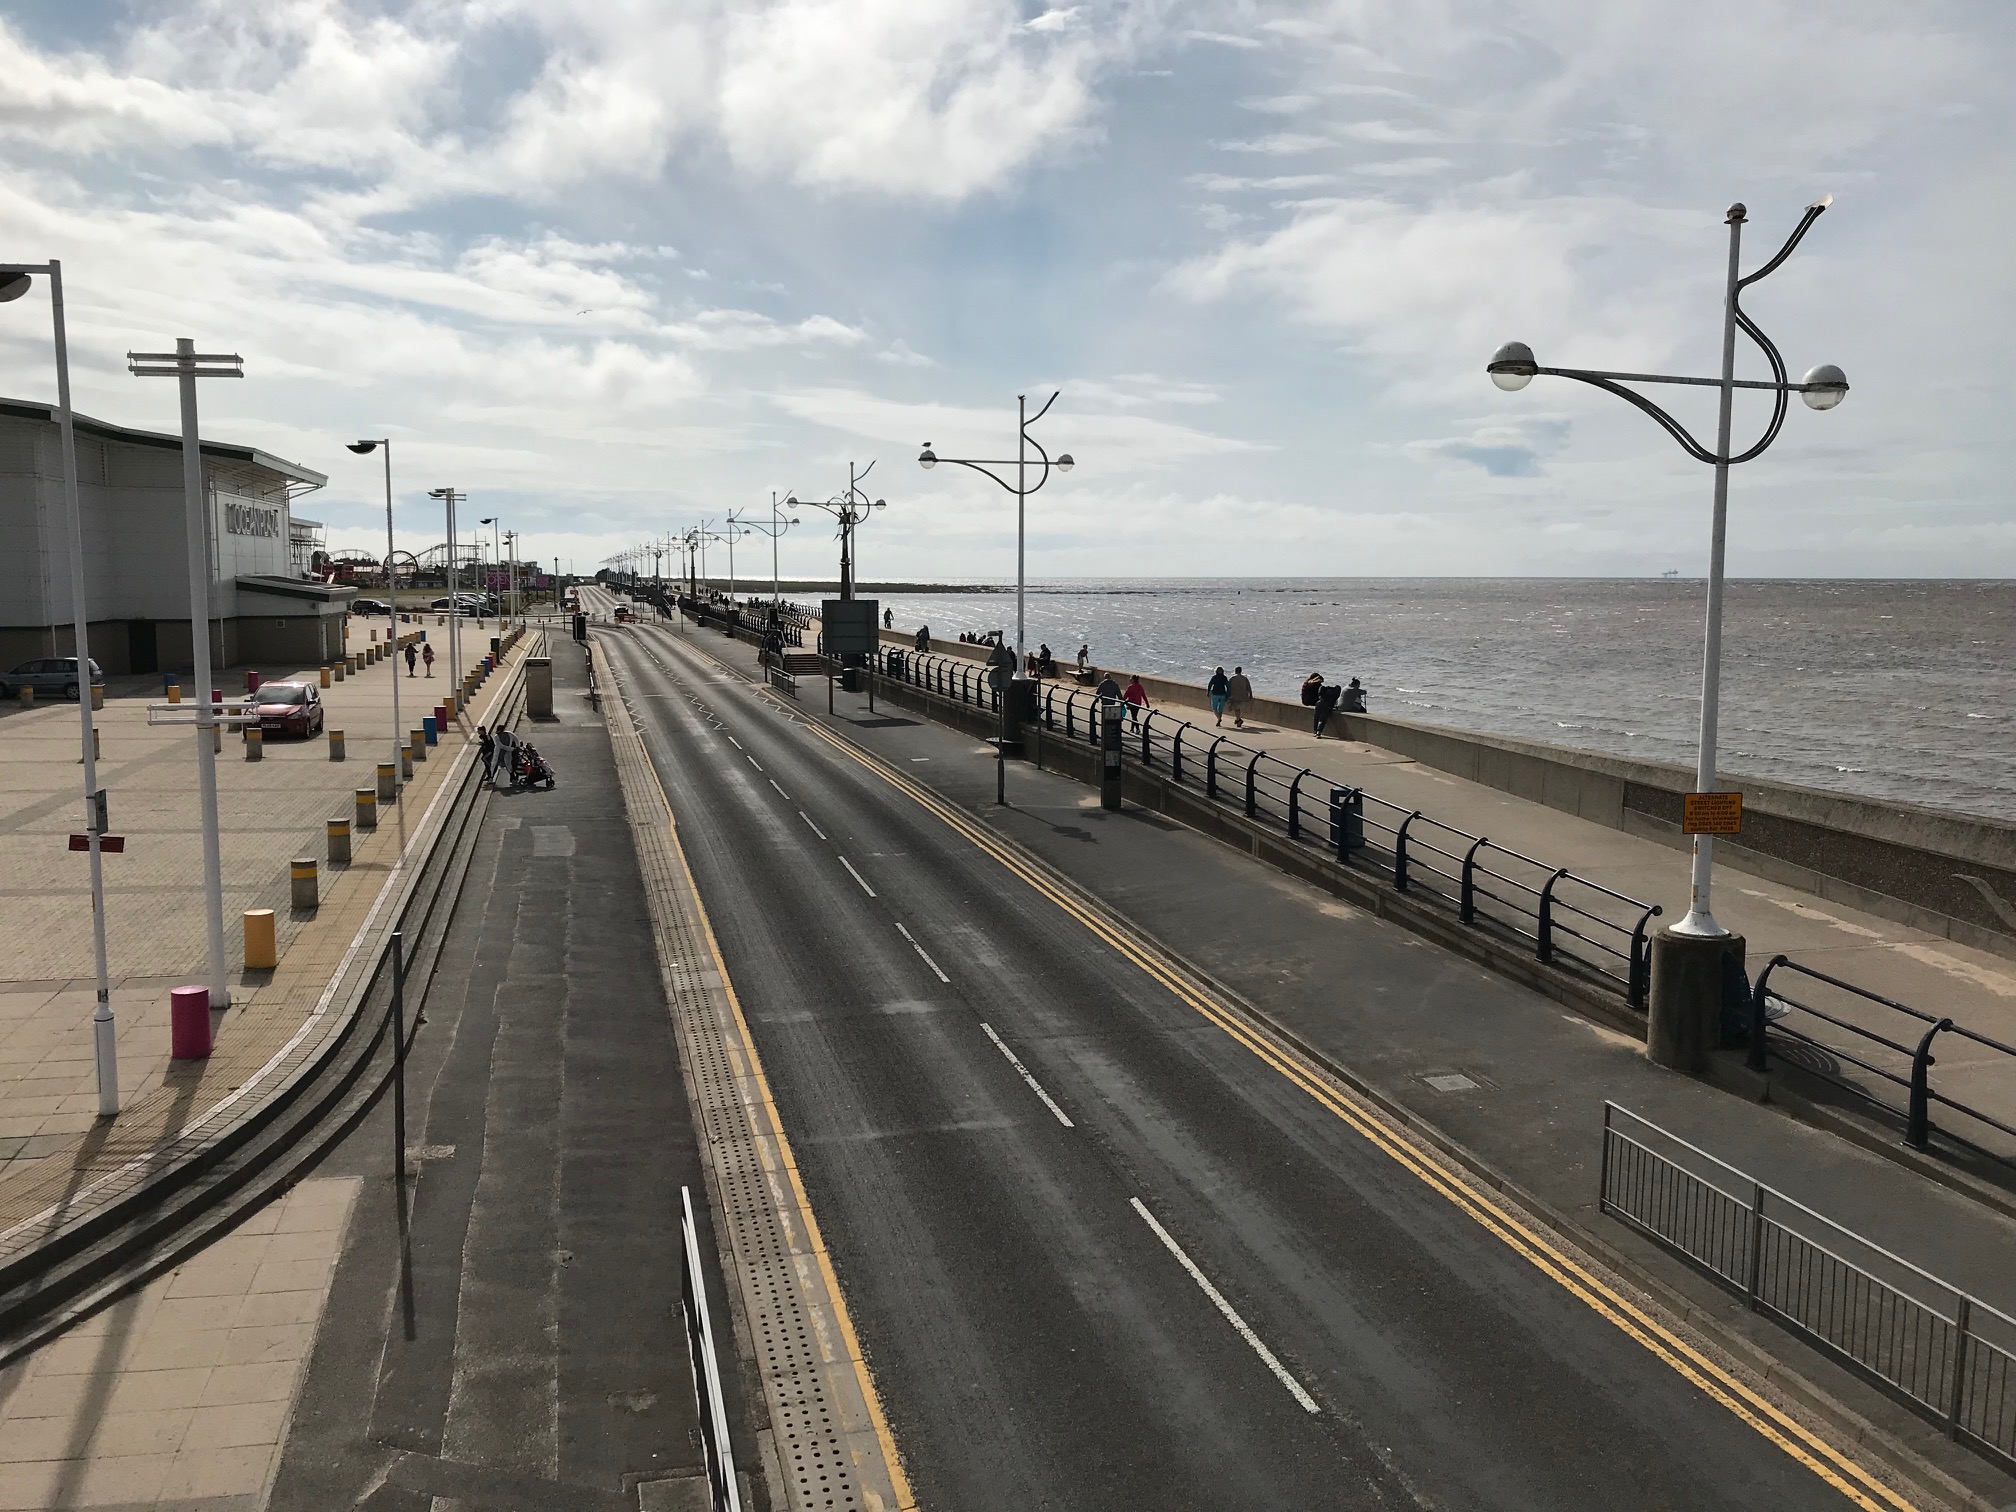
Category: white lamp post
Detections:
[
  {"x1": 129, "y1": 338, "x2": 244, "y2": 1011},
  {"x1": 345, "y1": 440, "x2": 401, "y2": 777},
  {"x1": 4, "y1": 262, "x2": 119, "y2": 1113},
  {"x1": 428, "y1": 488, "x2": 464, "y2": 687}
]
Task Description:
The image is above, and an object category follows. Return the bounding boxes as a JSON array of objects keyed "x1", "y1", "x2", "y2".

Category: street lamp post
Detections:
[
  {"x1": 4, "y1": 261, "x2": 120, "y2": 1113},
  {"x1": 731, "y1": 493, "x2": 799, "y2": 610},
  {"x1": 480, "y1": 516, "x2": 502, "y2": 616},
  {"x1": 428, "y1": 488, "x2": 464, "y2": 687},
  {"x1": 130, "y1": 338, "x2": 244, "y2": 1012},
  {"x1": 345, "y1": 440, "x2": 403, "y2": 780},
  {"x1": 918, "y1": 394, "x2": 1076, "y2": 803},
  {"x1": 787, "y1": 463, "x2": 884, "y2": 602},
  {"x1": 504, "y1": 530, "x2": 519, "y2": 625},
  {"x1": 1487, "y1": 197, "x2": 1847, "y2": 1067}
]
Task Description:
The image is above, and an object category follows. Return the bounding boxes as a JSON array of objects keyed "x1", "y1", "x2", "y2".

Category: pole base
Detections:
[{"x1": 1647, "y1": 926, "x2": 1744, "y2": 1073}]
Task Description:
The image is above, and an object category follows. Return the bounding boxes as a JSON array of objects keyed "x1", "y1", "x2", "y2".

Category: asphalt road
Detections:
[{"x1": 603, "y1": 622, "x2": 1875, "y2": 1512}]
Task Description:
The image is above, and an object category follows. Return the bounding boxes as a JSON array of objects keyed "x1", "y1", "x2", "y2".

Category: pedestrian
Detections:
[
  {"x1": 422, "y1": 642, "x2": 435, "y2": 677},
  {"x1": 1341, "y1": 677, "x2": 1367, "y2": 713},
  {"x1": 1300, "y1": 671, "x2": 1325, "y2": 707},
  {"x1": 1226, "y1": 666, "x2": 1253, "y2": 729},
  {"x1": 1313, "y1": 678, "x2": 1342, "y2": 736},
  {"x1": 492, "y1": 724, "x2": 518, "y2": 789},
  {"x1": 1123, "y1": 674, "x2": 1149, "y2": 727},
  {"x1": 1207, "y1": 666, "x2": 1230, "y2": 726},
  {"x1": 478, "y1": 724, "x2": 496, "y2": 784},
  {"x1": 1036, "y1": 644, "x2": 1056, "y2": 678},
  {"x1": 916, "y1": 625, "x2": 931, "y2": 653},
  {"x1": 1095, "y1": 671, "x2": 1122, "y2": 711},
  {"x1": 404, "y1": 642, "x2": 417, "y2": 677},
  {"x1": 1076, "y1": 644, "x2": 1089, "y2": 673},
  {"x1": 883, "y1": 607, "x2": 893, "y2": 629}
]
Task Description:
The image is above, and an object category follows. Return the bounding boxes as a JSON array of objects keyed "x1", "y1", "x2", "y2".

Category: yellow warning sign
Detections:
[{"x1": 1683, "y1": 791, "x2": 1743, "y2": 835}]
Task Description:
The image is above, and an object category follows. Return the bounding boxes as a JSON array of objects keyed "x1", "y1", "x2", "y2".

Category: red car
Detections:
[{"x1": 251, "y1": 680, "x2": 325, "y2": 738}]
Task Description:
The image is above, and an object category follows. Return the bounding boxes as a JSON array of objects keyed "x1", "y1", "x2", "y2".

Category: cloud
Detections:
[
  {"x1": 1406, "y1": 418, "x2": 1574, "y2": 477},
  {"x1": 1213, "y1": 132, "x2": 1333, "y2": 155}
]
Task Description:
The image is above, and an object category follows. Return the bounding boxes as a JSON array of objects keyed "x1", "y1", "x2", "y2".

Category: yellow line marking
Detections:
[
  {"x1": 771, "y1": 697, "x2": 1921, "y2": 1512},
  {"x1": 620, "y1": 640, "x2": 916, "y2": 1509}
]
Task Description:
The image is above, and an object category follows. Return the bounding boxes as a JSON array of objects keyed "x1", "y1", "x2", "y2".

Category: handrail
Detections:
[{"x1": 680, "y1": 1186, "x2": 743, "y2": 1512}]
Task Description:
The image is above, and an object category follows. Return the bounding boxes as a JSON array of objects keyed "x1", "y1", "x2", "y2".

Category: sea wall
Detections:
[{"x1": 872, "y1": 626, "x2": 2016, "y2": 955}]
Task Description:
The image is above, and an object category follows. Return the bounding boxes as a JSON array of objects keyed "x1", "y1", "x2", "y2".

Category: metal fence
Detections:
[
  {"x1": 680, "y1": 1186, "x2": 742, "y2": 1512},
  {"x1": 876, "y1": 651, "x2": 1660, "y2": 1006},
  {"x1": 1599, "y1": 1103, "x2": 2016, "y2": 1473},
  {"x1": 1748, "y1": 956, "x2": 2016, "y2": 1167}
]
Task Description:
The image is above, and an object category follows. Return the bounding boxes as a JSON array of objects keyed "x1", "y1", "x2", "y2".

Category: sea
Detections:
[{"x1": 863, "y1": 579, "x2": 2016, "y2": 824}]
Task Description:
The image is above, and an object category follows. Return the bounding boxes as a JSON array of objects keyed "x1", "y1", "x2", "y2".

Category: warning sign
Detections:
[{"x1": 1682, "y1": 791, "x2": 1742, "y2": 835}]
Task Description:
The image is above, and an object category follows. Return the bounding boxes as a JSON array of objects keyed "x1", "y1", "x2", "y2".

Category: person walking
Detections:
[
  {"x1": 492, "y1": 724, "x2": 518, "y2": 789},
  {"x1": 1313, "y1": 677, "x2": 1343, "y2": 736},
  {"x1": 915, "y1": 625, "x2": 931, "y2": 653},
  {"x1": 1207, "y1": 666, "x2": 1230, "y2": 726},
  {"x1": 1340, "y1": 677, "x2": 1366, "y2": 713},
  {"x1": 1076, "y1": 644, "x2": 1090, "y2": 673},
  {"x1": 883, "y1": 607, "x2": 894, "y2": 629},
  {"x1": 478, "y1": 724, "x2": 496, "y2": 784},
  {"x1": 1123, "y1": 674, "x2": 1149, "y2": 727},
  {"x1": 1094, "y1": 671, "x2": 1122, "y2": 712},
  {"x1": 1226, "y1": 666, "x2": 1253, "y2": 730},
  {"x1": 422, "y1": 642, "x2": 436, "y2": 677},
  {"x1": 403, "y1": 642, "x2": 417, "y2": 677}
]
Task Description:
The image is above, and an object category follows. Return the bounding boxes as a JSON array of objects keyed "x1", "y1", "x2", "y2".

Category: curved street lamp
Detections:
[
  {"x1": 345, "y1": 440, "x2": 407, "y2": 782},
  {"x1": 1487, "y1": 198, "x2": 1847, "y2": 961},
  {"x1": 788, "y1": 461, "x2": 884, "y2": 601},
  {"x1": 731, "y1": 492, "x2": 801, "y2": 610}
]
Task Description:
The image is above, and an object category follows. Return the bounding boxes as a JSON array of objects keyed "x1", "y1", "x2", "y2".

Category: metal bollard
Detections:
[
  {"x1": 329, "y1": 728, "x2": 345, "y2": 761},
  {"x1": 328, "y1": 817, "x2": 351, "y2": 864},
  {"x1": 320, "y1": 666, "x2": 331, "y2": 689},
  {"x1": 377, "y1": 761, "x2": 396, "y2": 802},
  {"x1": 423, "y1": 715, "x2": 438, "y2": 746},
  {"x1": 355, "y1": 788, "x2": 377, "y2": 830},
  {"x1": 243, "y1": 908, "x2": 277, "y2": 970},
  {"x1": 291, "y1": 857, "x2": 319, "y2": 911},
  {"x1": 245, "y1": 726, "x2": 263, "y2": 761}
]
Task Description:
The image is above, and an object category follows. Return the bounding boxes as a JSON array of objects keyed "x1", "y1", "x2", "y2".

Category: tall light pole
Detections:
[
  {"x1": 479, "y1": 516, "x2": 502, "y2": 611},
  {"x1": 503, "y1": 530, "x2": 519, "y2": 624},
  {"x1": 346, "y1": 440, "x2": 402, "y2": 779},
  {"x1": 428, "y1": 487, "x2": 464, "y2": 687},
  {"x1": 130, "y1": 338, "x2": 244, "y2": 1011},
  {"x1": 731, "y1": 493, "x2": 799, "y2": 610},
  {"x1": 5, "y1": 262, "x2": 119, "y2": 1113},
  {"x1": 1487, "y1": 197, "x2": 1847, "y2": 1064},
  {"x1": 788, "y1": 463, "x2": 885, "y2": 601},
  {"x1": 920, "y1": 396, "x2": 1077, "y2": 804}
]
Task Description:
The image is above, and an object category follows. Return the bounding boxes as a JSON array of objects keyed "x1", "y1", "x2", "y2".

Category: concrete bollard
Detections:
[
  {"x1": 18, "y1": 686, "x2": 31, "y2": 706},
  {"x1": 410, "y1": 729, "x2": 426, "y2": 763},
  {"x1": 327, "y1": 817, "x2": 351, "y2": 864},
  {"x1": 244, "y1": 908, "x2": 278, "y2": 970},
  {"x1": 90, "y1": 684, "x2": 104, "y2": 711},
  {"x1": 91, "y1": 727, "x2": 100, "y2": 760},
  {"x1": 1648, "y1": 928, "x2": 1746, "y2": 1073},
  {"x1": 245, "y1": 726, "x2": 263, "y2": 761},
  {"x1": 400, "y1": 747, "x2": 413, "y2": 780},
  {"x1": 433, "y1": 703, "x2": 447, "y2": 731},
  {"x1": 291, "y1": 857, "x2": 318, "y2": 911},
  {"x1": 170, "y1": 986, "x2": 212, "y2": 1060},
  {"x1": 355, "y1": 788, "x2": 377, "y2": 830},
  {"x1": 422, "y1": 715, "x2": 438, "y2": 746},
  {"x1": 369, "y1": 628, "x2": 378, "y2": 643},
  {"x1": 329, "y1": 728, "x2": 345, "y2": 761},
  {"x1": 167, "y1": 682, "x2": 181, "y2": 703},
  {"x1": 333, "y1": 660, "x2": 345, "y2": 683},
  {"x1": 319, "y1": 666, "x2": 331, "y2": 689},
  {"x1": 377, "y1": 762, "x2": 396, "y2": 802}
]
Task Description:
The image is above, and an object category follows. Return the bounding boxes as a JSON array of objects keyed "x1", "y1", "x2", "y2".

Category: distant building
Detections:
[{"x1": 0, "y1": 397, "x2": 352, "y2": 674}]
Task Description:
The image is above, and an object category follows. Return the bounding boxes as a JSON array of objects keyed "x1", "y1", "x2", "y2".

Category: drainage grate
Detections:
[{"x1": 605, "y1": 651, "x2": 895, "y2": 1511}]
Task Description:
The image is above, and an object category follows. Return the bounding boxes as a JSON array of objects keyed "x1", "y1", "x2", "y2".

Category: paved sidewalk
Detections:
[{"x1": 0, "y1": 618, "x2": 523, "y2": 1202}]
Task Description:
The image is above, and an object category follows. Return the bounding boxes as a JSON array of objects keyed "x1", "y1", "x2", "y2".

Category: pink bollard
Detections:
[
  {"x1": 246, "y1": 669, "x2": 262, "y2": 694},
  {"x1": 170, "y1": 985, "x2": 212, "y2": 1059}
]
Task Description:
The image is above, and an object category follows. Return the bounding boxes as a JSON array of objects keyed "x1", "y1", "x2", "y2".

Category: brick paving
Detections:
[{"x1": 0, "y1": 617, "x2": 529, "y2": 1217}]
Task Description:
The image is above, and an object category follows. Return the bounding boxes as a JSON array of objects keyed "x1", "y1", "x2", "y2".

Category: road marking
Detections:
[
  {"x1": 800, "y1": 811, "x2": 828, "y2": 842},
  {"x1": 980, "y1": 1022, "x2": 1072, "y2": 1127},
  {"x1": 727, "y1": 735, "x2": 742, "y2": 748},
  {"x1": 747, "y1": 755, "x2": 763, "y2": 771},
  {"x1": 838, "y1": 855, "x2": 876, "y2": 897},
  {"x1": 1130, "y1": 1198, "x2": 1318, "y2": 1413},
  {"x1": 895, "y1": 922, "x2": 951, "y2": 984},
  {"x1": 769, "y1": 778, "x2": 791, "y2": 799},
  {"x1": 779, "y1": 704, "x2": 1923, "y2": 1512}
]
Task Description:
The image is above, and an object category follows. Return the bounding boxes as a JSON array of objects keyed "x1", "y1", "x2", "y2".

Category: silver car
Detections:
[{"x1": 0, "y1": 656, "x2": 103, "y2": 701}]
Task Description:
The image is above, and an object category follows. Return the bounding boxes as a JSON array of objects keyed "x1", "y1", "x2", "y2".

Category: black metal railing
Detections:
[
  {"x1": 875, "y1": 653, "x2": 1660, "y2": 1006},
  {"x1": 1601, "y1": 1103, "x2": 2016, "y2": 1475},
  {"x1": 1749, "y1": 957, "x2": 2016, "y2": 1166}
]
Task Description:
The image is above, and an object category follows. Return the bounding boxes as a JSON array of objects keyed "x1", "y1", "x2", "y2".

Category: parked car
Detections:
[
  {"x1": 248, "y1": 680, "x2": 325, "y2": 738},
  {"x1": 348, "y1": 597, "x2": 391, "y2": 615},
  {"x1": 429, "y1": 596, "x2": 484, "y2": 614},
  {"x1": 0, "y1": 656, "x2": 104, "y2": 701}
]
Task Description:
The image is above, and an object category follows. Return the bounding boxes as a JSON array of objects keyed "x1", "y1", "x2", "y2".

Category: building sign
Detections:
[
  {"x1": 225, "y1": 500, "x2": 282, "y2": 538},
  {"x1": 1682, "y1": 791, "x2": 1743, "y2": 835}
]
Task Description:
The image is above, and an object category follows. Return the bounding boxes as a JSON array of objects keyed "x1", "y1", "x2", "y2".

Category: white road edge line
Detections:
[
  {"x1": 769, "y1": 779, "x2": 791, "y2": 800},
  {"x1": 838, "y1": 855, "x2": 876, "y2": 897},
  {"x1": 979, "y1": 1022, "x2": 1073, "y2": 1128},
  {"x1": 894, "y1": 922, "x2": 952, "y2": 985},
  {"x1": 799, "y1": 811, "x2": 829, "y2": 841},
  {"x1": 1129, "y1": 1198, "x2": 1319, "y2": 1414}
]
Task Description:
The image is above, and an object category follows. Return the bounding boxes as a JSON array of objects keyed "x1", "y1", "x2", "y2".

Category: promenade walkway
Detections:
[{"x1": 0, "y1": 616, "x2": 526, "y2": 1244}]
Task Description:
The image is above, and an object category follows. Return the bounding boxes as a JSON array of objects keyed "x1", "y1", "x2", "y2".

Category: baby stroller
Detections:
[{"x1": 511, "y1": 742, "x2": 557, "y2": 790}]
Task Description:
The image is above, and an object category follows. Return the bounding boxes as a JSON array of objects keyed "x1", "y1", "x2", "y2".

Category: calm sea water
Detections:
[{"x1": 868, "y1": 579, "x2": 2016, "y2": 822}]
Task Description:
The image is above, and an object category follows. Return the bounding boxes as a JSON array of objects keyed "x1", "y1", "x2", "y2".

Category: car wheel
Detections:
[{"x1": 62, "y1": 683, "x2": 78, "y2": 701}]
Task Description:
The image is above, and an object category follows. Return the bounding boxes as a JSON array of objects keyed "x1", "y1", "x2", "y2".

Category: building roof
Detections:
[{"x1": 0, "y1": 397, "x2": 328, "y2": 489}]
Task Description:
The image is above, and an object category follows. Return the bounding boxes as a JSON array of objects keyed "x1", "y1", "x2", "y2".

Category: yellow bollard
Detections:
[
  {"x1": 291, "y1": 858, "x2": 318, "y2": 911},
  {"x1": 243, "y1": 908, "x2": 277, "y2": 970},
  {"x1": 327, "y1": 817, "x2": 351, "y2": 864},
  {"x1": 376, "y1": 762, "x2": 396, "y2": 802},
  {"x1": 92, "y1": 727, "x2": 100, "y2": 760},
  {"x1": 354, "y1": 788, "x2": 377, "y2": 830},
  {"x1": 244, "y1": 726, "x2": 263, "y2": 761},
  {"x1": 90, "y1": 684, "x2": 104, "y2": 711},
  {"x1": 410, "y1": 729, "x2": 426, "y2": 764},
  {"x1": 166, "y1": 682, "x2": 181, "y2": 704},
  {"x1": 319, "y1": 666, "x2": 331, "y2": 689},
  {"x1": 333, "y1": 661, "x2": 345, "y2": 683},
  {"x1": 328, "y1": 728, "x2": 345, "y2": 761}
]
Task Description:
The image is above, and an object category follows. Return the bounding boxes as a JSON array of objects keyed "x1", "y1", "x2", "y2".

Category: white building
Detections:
[{"x1": 0, "y1": 397, "x2": 352, "y2": 675}]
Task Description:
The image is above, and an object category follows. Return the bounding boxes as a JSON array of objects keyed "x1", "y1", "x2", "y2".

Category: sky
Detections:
[{"x1": 1, "y1": 0, "x2": 2011, "y2": 581}]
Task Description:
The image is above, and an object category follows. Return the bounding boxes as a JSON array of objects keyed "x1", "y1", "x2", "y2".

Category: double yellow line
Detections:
[{"x1": 787, "y1": 707, "x2": 1922, "y2": 1512}]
